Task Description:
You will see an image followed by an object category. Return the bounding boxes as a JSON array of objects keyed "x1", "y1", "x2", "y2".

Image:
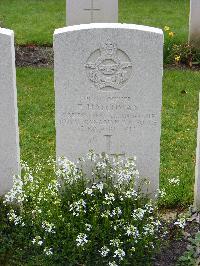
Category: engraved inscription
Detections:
[
  {"x1": 85, "y1": 40, "x2": 132, "y2": 91},
  {"x1": 104, "y1": 134, "x2": 125, "y2": 157},
  {"x1": 83, "y1": 0, "x2": 100, "y2": 22},
  {"x1": 59, "y1": 96, "x2": 158, "y2": 134}
]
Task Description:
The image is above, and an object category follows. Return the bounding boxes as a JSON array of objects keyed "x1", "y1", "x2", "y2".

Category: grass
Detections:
[
  {"x1": 17, "y1": 68, "x2": 55, "y2": 161},
  {"x1": 0, "y1": 0, "x2": 189, "y2": 45},
  {"x1": 119, "y1": 0, "x2": 189, "y2": 45},
  {"x1": 0, "y1": 0, "x2": 66, "y2": 45},
  {"x1": 16, "y1": 67, "x2": 200, "y2": 207},
  {"x1": 161, "y1": 69, "x2": 199, "y2": 207}
]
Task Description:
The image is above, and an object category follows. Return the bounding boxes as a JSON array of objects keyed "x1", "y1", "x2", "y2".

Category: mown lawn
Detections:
[
  {"x1": 0, "y1": 0, "x2": 189, "y2": 45},
  {"x1": 16, "y1": 67, "x2": 200, "y2": 207}
]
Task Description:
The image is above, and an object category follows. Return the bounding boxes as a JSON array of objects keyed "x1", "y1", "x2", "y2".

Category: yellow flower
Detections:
[
  {"x1": 168, "y1": 31, "x2": 174, "y2": 38},
  {"x1": 164, "y1": 26, "x2": 170, "y2": 31},
  {"x1": 175, "y1": 55, "x2": 181, "y2": 62}
]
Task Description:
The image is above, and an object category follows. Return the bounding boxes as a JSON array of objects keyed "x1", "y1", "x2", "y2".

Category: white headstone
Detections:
[
  {"x1": 54, "y1": 24, "x2": 163, "y2": 193},
  {"x1": 0, "y1": 28, "x2": 20, "y2": 195},
  {"x1": 66, "y1": 0, "x2": 118, "y2": 26},
  {"x1": 194, "y1": 94, "x2": 200, "y2": 210},
  {"x1": 189, "y1": 0, "x2": 200, "y2": 48}
]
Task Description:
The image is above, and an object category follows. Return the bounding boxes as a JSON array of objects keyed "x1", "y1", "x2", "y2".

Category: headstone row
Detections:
[
  {"x1": 0, "y1": 23, "x2": 163, "y2": 196},
  {"x1": 1, "y1": 0, "x2": 200, "y2": 208}
]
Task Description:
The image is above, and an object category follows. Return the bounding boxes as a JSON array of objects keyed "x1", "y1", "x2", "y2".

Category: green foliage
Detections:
[
  {"x1": 169, "y1": 44, "x2": 200, "y2": 66},
  {"x1": 163, "y1": 25, "x2": 200, "y2": 66},
  {"x1": 2, "y1": 153, "x2": 167, "y2": 265},
  {"x1": 163, "y1": 26, "x2": 177, "y2": 64},
  {"x1": 178, "y1": 231, "x2": 200, "y2": 265}
]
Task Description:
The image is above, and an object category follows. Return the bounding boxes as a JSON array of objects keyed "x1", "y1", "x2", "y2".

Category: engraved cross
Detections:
[
  {"x1": 104, "y1": 135, "x2": 125, "y2": 158},
  {"x1": 84, "y1": 0, "x2": 100, "y2": 22}
]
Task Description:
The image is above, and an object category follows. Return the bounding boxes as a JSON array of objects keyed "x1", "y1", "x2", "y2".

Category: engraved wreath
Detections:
[{"x1": 85, "y1": 40, "x2": 133, "y2": 90}]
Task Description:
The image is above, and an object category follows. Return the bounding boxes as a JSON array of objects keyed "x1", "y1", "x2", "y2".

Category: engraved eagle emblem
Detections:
[{"x1": 85, "y1": 40, "x2": 132, "y2": 90}]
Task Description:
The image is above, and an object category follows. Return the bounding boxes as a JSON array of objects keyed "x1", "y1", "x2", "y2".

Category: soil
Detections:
[
  {"x1": 15, "y1": 45, "x2": 200, "y2": 265},
  {"x1": 16, "y1": 45, "x2": 54, "y2": 67},
  {"x1": 15, "y1": 45, "x2": 200, "y2": 70},
  {"x1": 154, "y1": 222, "x2": 198, "y2": 266}
]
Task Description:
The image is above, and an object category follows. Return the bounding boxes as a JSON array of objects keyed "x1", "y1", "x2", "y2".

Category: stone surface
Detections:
[
  {"x1": 66, "y1": 0, "x2": 118, "y2": 25},
  {"x1": 194, "y1": 94, "x2": 200, "y2": 210},
  {"x1": 54, "y1": 23, "x2": 163, "y2": 193},
  {"x1": 0, "y1": 28, "x2": 20, "y2": 195},
  {"x1": 189, "y1": 0, "x2": 200, "y2": 48}
]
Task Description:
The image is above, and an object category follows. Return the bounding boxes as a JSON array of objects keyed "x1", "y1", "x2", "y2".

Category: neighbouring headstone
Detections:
[
  {"x1": 0, "y1": 28, "x2": 20, "y2": 195},
  {"x1": 66, "y1": 0, "x2": 118, "y2": 26},
  {"x1": 194, "y1": 94, "x2": 200, "y2": 210},
  {"x1": 189, "y1": 0, "x2": 200, "y2": 48},
  {"x1": 54, "y1": 23, "x2": 163, "y2": 193}
]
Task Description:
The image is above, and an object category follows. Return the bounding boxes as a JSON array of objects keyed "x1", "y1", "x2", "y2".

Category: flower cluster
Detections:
[
  {"x1": 3, "y1": 153, "x2": 169, "y2": 265},
  {"x1": 164, "y1": 25, "x2": 175, "y2": 38},
  {"x1": 69, "y1": 199, "x2": 86, "y2": 216},
  {"x1": 76, "y1": 233, "x2": 88, "y2": 247}
]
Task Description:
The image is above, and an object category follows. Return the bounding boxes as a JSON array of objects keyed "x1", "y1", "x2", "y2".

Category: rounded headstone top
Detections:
[
  {"x1": 54, "y1": 23, "x2": 163, "y2": 36},
  {"x1": 0, "y1": 27, "x2": 14, "y2": 36}
]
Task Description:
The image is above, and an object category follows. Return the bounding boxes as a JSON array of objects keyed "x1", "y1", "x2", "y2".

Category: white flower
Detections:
[
  {"x1": 108, "y1": 261, "x2": 118, "y2": 266},
  {"x1": 130, "y1": 246, "x2": 136, "y2": 253},
  {"x1": 174, "y1": 217, "x2": 186, "y2": 229},
  {"x1": 86, "y1": 150, "x2": 97, "y2": 162},
  {"x1": 155, "y1": 188, "x2": 166, "y2": 198},
  {"x1": 124, "y1": 225, "x2": 139, "y2": 238},
  {"x1": 110, "y1": 239, "x2": 122, "y2": 248},
  {"x1": 169, "y1": 177, "x2": 180, "y2": 186},
  {"x1": 76, "y1": 233, "x2": 88, "y2": 247},
  {"x1": 42, "y1": 221, "x2": 56, "y2": 233},
  {"x1": 96, "y1": 182, "x2": 104, "y2": 193},
  {"x1": 99, "y1": 246, "x2": 110, "y2": 257},
  {"x1": 110, "y1": 207, "x2": 122, "y2": 217},
  {"x1": 132, "y1": 208, "x2": 146, "y2": 220},
  {"x1": 144, "y1": 203, "x2": 154, "y2": 214},
  {"x1": 104, "y1": 193, "x2": 115, "y2": 205},
  {"x1": 21, "y1": 161, "x2": 30, "y2": 172},
  {"x1": 143, "y1": 224, "x2": 155, "y2": 236},
  {"x1": 7, "y1": 210, "x2": 24, "y2": 226},
  {"x1": 84, "y1": 187, "x2": 93, "y2": 196},
  {"x1": 4, "y1": 175, "x2": 25, "y2": 204},
  {"x1": 32, "y1": 236, "x2": 43, "y2": 246},
  {"x1": 25, "y1": 173, "x2": 34, "y2": 183},
  {"x1": 96, "y1": 161, "x2": 107, "y2": 169},
  {"x1": 101, "y1": 210, "x2": 111, "y2": 218},
  {"x1": 56, "y1": 157, "x2": 81, "y2": 184},
  {"x1": 124, "y1": 190, "x2": 138, "y2": 199},
  {"x1": 116, "y1": 171, "x2": 131, "y2": 184},
  {"x1": 69, "y1": 199, "x2": 86, "y2": 216},
  {"x1": 113, "y1": 248, "x2": 125, "y2": 261},
  {"x1": 85, "y1": 223, "x2": 92, "y2": 231},
  {"x1": 38, "y1": 240, "x2": 43, "y2": 246},
  {"x1": 44, "y1": 247, "x2": 53, "y2": 256}
]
